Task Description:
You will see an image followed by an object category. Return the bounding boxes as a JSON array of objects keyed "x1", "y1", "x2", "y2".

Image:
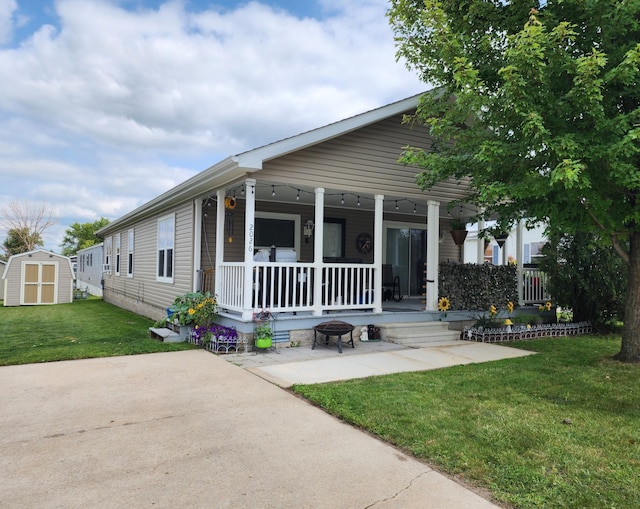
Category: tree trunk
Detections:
[{"x1": 616, "y1": 232, "x2": 640, "y2": 362}]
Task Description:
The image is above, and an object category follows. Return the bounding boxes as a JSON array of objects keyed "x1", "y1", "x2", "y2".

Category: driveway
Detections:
[{"x1": 0, "y1": 350, "x2": 500, "y2": 508}]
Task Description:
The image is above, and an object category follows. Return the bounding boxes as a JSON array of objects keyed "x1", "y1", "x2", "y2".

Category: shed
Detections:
[
  {"x1": 2, "y1": 249, "x2": 75, "y2": 306},
  {"x1": 0, "y1": 260, "x2": 5, "y2": 301}
]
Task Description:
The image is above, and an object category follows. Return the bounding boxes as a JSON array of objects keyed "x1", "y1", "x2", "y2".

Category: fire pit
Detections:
[{"x1": 312, "y1": 320, "x2": 355, "y2": 354}]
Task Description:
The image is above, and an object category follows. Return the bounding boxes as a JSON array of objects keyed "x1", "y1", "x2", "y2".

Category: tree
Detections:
[
  {"x1": 2, "y1": 227, "x2": 43, "y2": 257},
  {"x1": 60, "y1": 218, "x2": 110, "y2": 257},
  {"x1": 540, "y1": 231, "x2": 626, "y2": 327},
  {"x1": 388, "y1": 0, "x2": 640, "y2": 362},
  {"x1": 0, "y1": 201, "x2": 55, "y2": 257}
]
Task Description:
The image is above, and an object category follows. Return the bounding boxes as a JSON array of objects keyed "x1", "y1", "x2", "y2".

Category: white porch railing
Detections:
[
  {"x1": 216, "y1": 262, "x2": 376, "y2": 314},
  {"x1": 522, "y1": 267, "x2": 551, "y2": 304}
]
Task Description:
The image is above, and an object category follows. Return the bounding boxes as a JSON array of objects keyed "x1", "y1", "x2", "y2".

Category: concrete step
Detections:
[
  {"x1": 149, "y1": 327, "x2": 183, "y2": 343},
  {"x1": 381, "y1": 322, "x2": 461, "y2": 344}
]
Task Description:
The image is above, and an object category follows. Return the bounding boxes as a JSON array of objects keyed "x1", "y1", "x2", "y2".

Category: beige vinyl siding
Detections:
[
  {"x1": 258, "y1": 115, "x2": 467, "y2": 205},
  {"x1": 103, "y1": 201, "x2": 195, "y2": 315}
]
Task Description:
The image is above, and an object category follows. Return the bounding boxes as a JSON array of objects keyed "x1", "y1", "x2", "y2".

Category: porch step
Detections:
[
  {"x1": 149, "y1": 327, "x2": 183, "y2": 343},
  {"x1": 381, "y1": 322, "x2": 460, "y2": 345}
]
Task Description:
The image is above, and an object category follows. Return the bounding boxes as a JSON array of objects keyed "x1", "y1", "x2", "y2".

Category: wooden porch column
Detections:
[
  {"x1": 241, "y1": 178, "x2": 257, "y2": 321},
  {"x1": 373, "y1": 194, "x2": 384, "y2": 314},
  {"x1": 312, "y1": 188, "x2": 325, "y2": 317},
  {"x1": 516, "y1": 219, "x2": 524, "y2": 306},
  {"x1": 214, "y1": 189, "x2": 225, "y2": 299},
  {"x1": 426, "y1": 200, "x2": 440, "y2": 311},
  {"x1": 476, "y1": 219, "x2": 485, "y2": 264}
]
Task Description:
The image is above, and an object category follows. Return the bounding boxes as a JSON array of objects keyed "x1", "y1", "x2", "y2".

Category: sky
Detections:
[{"x1": 0, "y1": 0, "x2": 425, "y2": 252}]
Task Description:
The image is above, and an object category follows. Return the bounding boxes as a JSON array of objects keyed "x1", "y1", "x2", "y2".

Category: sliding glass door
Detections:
[{"x1": 384, "y1": 222, "x2": 427, "y2": 297}]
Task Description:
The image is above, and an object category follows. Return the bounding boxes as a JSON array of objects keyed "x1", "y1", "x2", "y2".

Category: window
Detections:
[
  {"x1": 127, "y1": 228, "x2": 134, "y2": 277},
  {"x1": 255, "y1": 212, "x2": 299, "y2": 250},
  {"x1": 157, "y1": 214, "x2": 175, "y2": 282},
  {"x1": 104, "y1": 237, "x2": 112, "y2": 274},
  {"x1": 115, "y1": 233, "x2": 121, "y2": 275},
  {"x1": 323, "y1": 218, "x2": 345, "y2": 258}
]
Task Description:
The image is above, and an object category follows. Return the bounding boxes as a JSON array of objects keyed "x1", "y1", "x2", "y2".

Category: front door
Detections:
[
  {"x1": 384, "y1": 223, "x2": 427, "y2": 298},
  {"x1": 22, "y1": 262, "x2": 57, "y2": 305}
]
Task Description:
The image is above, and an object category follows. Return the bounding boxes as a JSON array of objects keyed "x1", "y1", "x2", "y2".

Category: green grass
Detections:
[
  {"x1": 294, "y1": 336, "x2": 640, "y2": 508},
  {"x1": 0, "y1": 298, "x2": 197, "y2": 366}
]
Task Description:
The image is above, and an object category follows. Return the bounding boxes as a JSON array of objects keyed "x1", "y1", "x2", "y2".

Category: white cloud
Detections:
[
  {"x1": 0, "y1": 0, "x2": 425, "y2": 250},
  {"x1": 0, "y1": 0, "x2": 17, "y2": 44}
]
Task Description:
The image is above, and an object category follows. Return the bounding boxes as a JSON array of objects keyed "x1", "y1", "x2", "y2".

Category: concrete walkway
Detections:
[
  {"x1": 0, "y1": 348, "x2": 510, "y2": 508},
  {"x1": 234, "y1": 339, "x2": 534, "y2": 388}
]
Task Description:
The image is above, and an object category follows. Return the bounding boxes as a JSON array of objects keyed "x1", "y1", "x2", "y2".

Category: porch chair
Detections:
[{"x1": 382, "y1": 264, "x2": 402, "y2": 302}]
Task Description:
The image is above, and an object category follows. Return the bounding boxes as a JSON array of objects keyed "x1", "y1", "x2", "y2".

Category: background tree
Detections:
[
  {"x1": 2, "y1": 227, "x2": 43, "y2": 258},
  {"x1": 0, "y1": 201, "x2": 55, "y2": 258},
  {"x1": 388, "y1": 0, "x2": 640, "y2": 362},
  {"x1": 60, "y1": 218, "x2": 110, "y2": 257},
  {"x1": 540, "y1": 231, "x2": 627, "y2": 328}
]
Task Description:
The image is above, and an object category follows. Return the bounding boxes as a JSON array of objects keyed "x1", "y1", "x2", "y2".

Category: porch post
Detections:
[
  {"x1": 214, "y1": 190, "x2": 225, "y2": 299},
  {"x1": 476, "y1": 219, "x2": 485, "y2": 265},
  {"x1": 516, "y1": 219, "x2": 524, "y2": 306},
  {"x1": 426, "y1": 200, "x2": 440, "y2": 311},
  {"x1": 242, "y1": 178, "x2": 257, "y2": 321},
  {"x1": 373, "y1": 194, "x2": 384, "y2": 314},
  {"x1": 193, "y1": 198, "x2": 203, "y2": 291},
  {"x1": 312, "y1": 188, "x2": 325, "y2": 317}
]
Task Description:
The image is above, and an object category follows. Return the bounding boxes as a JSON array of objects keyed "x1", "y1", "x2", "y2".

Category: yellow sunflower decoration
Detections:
[
  {"x1": 224, "y1": 196, "x2": 237, "y2": 210},
  {"x1": 489, "y1": 304, "x2": 497, "y2": 317},
  {"x1": 507, "y1": 301, "x2": 514, "y2": 313},
  {"x1": 438, "y1": 296, "x2": 451, "y2": 312}
]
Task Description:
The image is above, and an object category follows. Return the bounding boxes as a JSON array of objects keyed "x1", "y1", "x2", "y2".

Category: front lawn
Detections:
[
  {"x1": 0, "y1": 298, "x2": 196, "y2": 366},
  {"x1": 294, "y1": 336, "x2": 640, "y2": 509}
]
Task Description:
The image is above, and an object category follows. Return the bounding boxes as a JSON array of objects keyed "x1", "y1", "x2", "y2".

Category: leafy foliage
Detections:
[
  {"x1": 2, "y1": 227, "x2": 43, "y2": 257},
  {"x1": 540, "y1": 230, "x2": 627, "y2": 327},
  {"x1": 439, "y1": 262, "x2": 517, "y2": 311},
  {"x1": 60, "y1": 218, "x2": 110, "y2": 256},
  {"x1": 388, "y1": 0, "x2": 640, "y2": 361}
]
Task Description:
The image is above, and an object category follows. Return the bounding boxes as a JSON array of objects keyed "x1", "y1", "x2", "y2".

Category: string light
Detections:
[
  {"x1": 272, "y1": 185, "x2": 275, "y2": 197},
  {"x1": 341, "y1": 194, "x2": 344, "y2": 205},
  {"x1": 357, "y1": 195, "x2": 360, "y2": 206},
  {"x1": 395, "y1": 200, "x2": 399, "y2": 211},
  {"x1": 296, "y1": 189, "x2": 300, "y2": 200}
]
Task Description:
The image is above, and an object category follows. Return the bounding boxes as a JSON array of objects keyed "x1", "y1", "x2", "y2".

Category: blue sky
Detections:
[{"x1": 0, "y1": 0, "x2": 424, "y2": 251}]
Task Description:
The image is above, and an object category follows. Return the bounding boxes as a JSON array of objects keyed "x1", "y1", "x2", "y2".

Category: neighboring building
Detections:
[
  {"x1": 463, "y1": 222, "x2": 547, "y2": 266},
  {"x1": 76, "y1": 243, "x2": 104, "y2": 297},
  {"x1": 97, "y1": 93, "x2": 493, "y2": 338},
  {"x1": 2, "y1": 249, "x2": 75, "y2": 306}
]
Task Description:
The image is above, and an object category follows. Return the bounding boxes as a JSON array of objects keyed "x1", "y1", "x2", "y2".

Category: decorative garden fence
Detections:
[{"x1": 462, "y1": 322, "x2": 592, "y2": 343}]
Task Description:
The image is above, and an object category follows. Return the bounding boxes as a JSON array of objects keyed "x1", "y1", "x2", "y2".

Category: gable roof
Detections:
[
  {"x1": 2, "y1": 249, "x2": 73, "y2": 279},
  {"x1": 98, "y1": 92, "x2": 427, "y2": 235}
]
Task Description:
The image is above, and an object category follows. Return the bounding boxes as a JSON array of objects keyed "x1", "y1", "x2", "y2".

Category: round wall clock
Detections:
[{"x1": 355, "y1": 232, "x2": 373, "y2": 254}]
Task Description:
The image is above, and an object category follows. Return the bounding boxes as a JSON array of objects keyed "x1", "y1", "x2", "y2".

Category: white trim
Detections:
[
  {"x1": 254, "y1": 211, "x2": 301, "y2": 254},
  {"x1": 127, "y1": 228, "x2": 134, "y2": 278},
  {"x1": 156, "y1": 213, "x2": 175, "y2": 284}
]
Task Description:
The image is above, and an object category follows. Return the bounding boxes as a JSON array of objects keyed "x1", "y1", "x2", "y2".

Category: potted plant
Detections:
[
  {"x1": 254, "y1": 323, "x2": 273, "y2": 349},
  {"x1": 169, "y1": 291, "x2": 218, "y2": 340},
  {"x1": 449, "y1": 218, "x2": 468, "y2": 245}
]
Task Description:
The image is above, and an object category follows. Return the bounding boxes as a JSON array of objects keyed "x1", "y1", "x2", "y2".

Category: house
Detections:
[
  {"x1": 2, "y1": 249, "x2": 75, "y2": 306},
  {"x1": 75, "y1": 243, "x2": 104, "y2": 297},
  {"x1": 98, "y1": 93, "x2": 535, "y2": 342}
]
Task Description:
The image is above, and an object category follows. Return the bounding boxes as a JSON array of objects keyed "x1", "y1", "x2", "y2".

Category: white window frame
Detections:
[
  {"x1": 157, "y1": 213, "x2": 175, "y2": 283},
  {"x1": 254, "y1": 212, "x2": 300, "y2": 252},
  {"x1": 127, "y1": 228, "x2": 134, "y2": 277},
  {"x1": 104, "y1": 236, "x2": 112, "y2": 274},
  {"x1": 115, "y1": 233, "x2": 121, "y2": 276}
]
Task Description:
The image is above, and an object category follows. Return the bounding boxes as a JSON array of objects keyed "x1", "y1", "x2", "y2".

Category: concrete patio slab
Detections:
[{"x1": 0, "y1": 350, "x2": 500, "y2": 509}]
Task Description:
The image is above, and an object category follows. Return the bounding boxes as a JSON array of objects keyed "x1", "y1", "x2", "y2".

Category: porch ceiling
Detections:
[{"x1": 226, "y1": 180, "x2": 477, "y2": 219}]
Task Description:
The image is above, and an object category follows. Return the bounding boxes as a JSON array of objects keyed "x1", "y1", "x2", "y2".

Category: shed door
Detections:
[{"x1": 22, "y1": 262, "x2": 58, "y2": 305}]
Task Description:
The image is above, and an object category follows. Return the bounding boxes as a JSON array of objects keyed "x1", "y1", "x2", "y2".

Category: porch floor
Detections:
[{"x1": 225, "y1": 338, "x2": 535, "y2": 388}]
